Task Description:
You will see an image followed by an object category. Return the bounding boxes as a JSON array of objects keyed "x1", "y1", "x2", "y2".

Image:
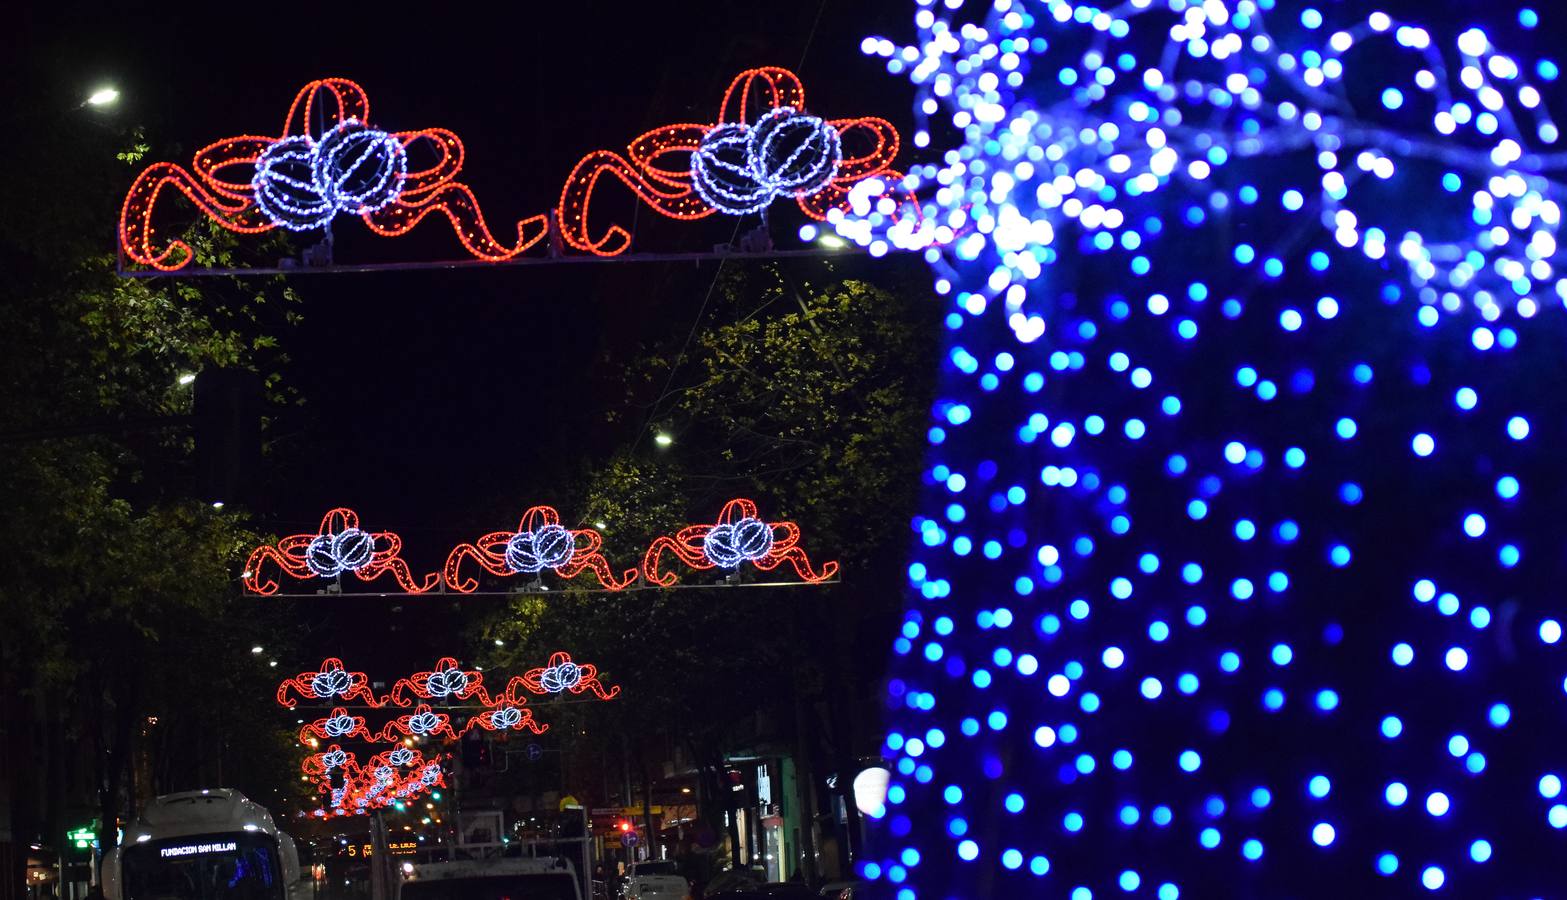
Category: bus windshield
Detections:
[{"x1": 121, "y1": 833, "x2": 283, "y2": 900}]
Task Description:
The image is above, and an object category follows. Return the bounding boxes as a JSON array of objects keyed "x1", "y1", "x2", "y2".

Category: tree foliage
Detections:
[
  {"x1": 474, "y1": 262, "x2": 938, "y2": 877},
  {"x1": 0, "y1": 100, "x2": 307, "y2": 887}
]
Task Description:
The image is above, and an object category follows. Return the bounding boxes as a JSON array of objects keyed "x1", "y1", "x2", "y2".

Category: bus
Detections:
[{"x1": 103, "y1": 789, "x2": 308, "y2": 900}]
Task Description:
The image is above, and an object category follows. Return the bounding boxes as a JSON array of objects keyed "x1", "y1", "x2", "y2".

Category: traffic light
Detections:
[{"x1": 617, "y1": 820, "x2": 632, "y2": 834}]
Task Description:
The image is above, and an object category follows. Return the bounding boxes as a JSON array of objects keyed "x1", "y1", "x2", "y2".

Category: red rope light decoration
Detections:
[
  {"x1": 119, "y1": 78, "x2": 546, "y2": 270},
  {"x1": 245, "y1": 501, "x2": 839, "y2": 594},
  {"x1": 243, "y1": 508, "x2": 438, "y2": 596},
  {"x1": 444, "y1": 505, "x2": 638, "y2": 593},
  {"x1": 298, "y1": 707, "x2": 376, "y2": 745},
  {"x1": 387, "y1": 657, "x2": 496, "y2": 707},
  {"x1": 276, "y1": 658, "x2": 386, "y2": 709},
  {"x1": 557, "y1": 66, "x2": 905, "y2": 256},
  {"x1": 278, "y1": 653, "x2": 613, "y2": 816},
  {"x1": 511, "y1": 651, "x2": 621, "y2": 701},
  {"x1": 300, "y1": 745, "x2": 447, "y2": 819},
  {"x1": 466, "y1": 700, "x2": 548, "y2": 736},
  {"x1": 642, "y1": 498, "x2": 839, "y2": 586},
  {"x1": 373, "y1": 703, "x2": 460, "y2": 743}
]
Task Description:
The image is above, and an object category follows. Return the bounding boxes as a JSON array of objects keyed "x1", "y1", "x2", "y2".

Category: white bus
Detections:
[{"x1": 102, "y1": 789, "x2": 308, "y2": 900}]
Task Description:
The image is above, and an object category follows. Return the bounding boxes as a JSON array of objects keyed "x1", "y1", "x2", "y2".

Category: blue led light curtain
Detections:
[{"x1": 846, "y1": 1, "x2": 1567, "y2": 896}]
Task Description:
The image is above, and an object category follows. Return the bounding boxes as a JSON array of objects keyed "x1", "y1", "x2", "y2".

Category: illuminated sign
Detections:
[
  {"x1": 345, "y1": 841, "x2": 417, "y2": 857},
  {"x1": 160, "y1": 842, "x2": 238, "y2": 858}
]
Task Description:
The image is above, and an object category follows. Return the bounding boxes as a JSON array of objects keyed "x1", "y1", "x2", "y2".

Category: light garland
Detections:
[
  {"x1": 642, "y1": 498, "x2": 839, "y2": 586},
  {"x1": 690, "y1": 107, "x2": 844, "y2": 215},
  {"x1": 299, "y1": 744, "x2": 446, "y2": 819},
  {"x1": 250, "y1": 121, "x2": 407, "y2": 231},
  {"x1": 374, "y1": 704, "x2": 458, "y2": 743},
  {"x1": 299, "y1": 707, "x2": 375, "y2": 744},
  {"x1": 276, "y1": 658, "x2": 384, "y2": 709},
  {"x1": 443, "y1": 506, "x2": 638, "y2": 593},
  {"x1": 833, "y1": 0, "x2": 1567, "y2": 333},
  {"x1": 853, "y1": 1, "x2": 1567, "y2": 898},
  {"x1": 244, "y1": 508, "x2": 439, "y2": 595},
  {"x1": 245, "y1": 500, "x2": 838, "y2": 595},
  {"x1": 513, "y1": 651, "x2": 620, "y2": 701},
  {"x1": 119, "y1": 78, "x2": 546, "y2": 271},
  {"x1": 469, "y1": 701, "x2": 547, "y2": 735},
  {"x1": 388, "y1": 657, "x2": 495, "y2": 707},
  {"x1": 278, "y1": 652, "x2": 605, "y2": 816},
  {"x1": 557, "y1": 67, "x2": 905, "y2": 255}
]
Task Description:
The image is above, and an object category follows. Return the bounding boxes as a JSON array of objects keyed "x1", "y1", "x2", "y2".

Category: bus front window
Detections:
[{"x1": 122, "y1": 834, "x2": 283, "y2": 900}]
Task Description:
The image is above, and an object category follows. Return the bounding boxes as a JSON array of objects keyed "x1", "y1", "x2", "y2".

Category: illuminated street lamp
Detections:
[{"x1": 85, "y1": 87, "x2": 120, "y2": 108}]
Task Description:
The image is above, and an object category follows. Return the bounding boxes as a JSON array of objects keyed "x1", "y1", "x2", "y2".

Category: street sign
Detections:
[
  {"x1": 621, "y1": 831, "x2": 639, "y2": 848},
  {"x1": 526, "y1": 743, "x2": 543, "y2": 761}
]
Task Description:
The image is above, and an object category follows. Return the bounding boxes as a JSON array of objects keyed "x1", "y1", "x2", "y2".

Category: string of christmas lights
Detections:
[
  {"x1": 850, "y1": 1, "x2": 1567, "y2": 898},
  {"x1": 119, "y1": 78, "x2": 545, "y2": 270},
  {"x1": 642, "y1": 498, "x2": 840, "y2": 586},
  {"x1": 244, "y1": 508, "x2": 439, "y2": 595},
  {"x1": 299, "y1": 744, "x2": 447, "y2": 819},
  {"x1": 244, "y1": 500, "x2": 838, "y2": 595},
  {"x1": 513, "y1": 651, "x2": 621, "y2": 701},
  {"x1": 444, "y1": 506, "x2": 638, "y2": 593},
  {"x1": 276, "y1": 658, "x2": 386, "y2": 710},
  {"x1": 557, "y1": 67, "x2": 905, "y2": 256},
  {"x1": 280, "y1": 652, "x2": 601, "y2": 817},
  {"x1": 387, "y1": 657, "x2": 496, "y2": 707}
]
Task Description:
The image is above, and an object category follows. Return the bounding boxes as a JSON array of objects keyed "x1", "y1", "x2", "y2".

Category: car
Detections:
[
  {"x1": 817, "y1": 881, "x2": 867, "y2": 899},
  {"x1": 622, "y1": 860, "x2": 691, "y2": 900}
]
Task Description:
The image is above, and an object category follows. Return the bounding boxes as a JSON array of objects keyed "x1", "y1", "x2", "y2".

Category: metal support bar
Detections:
[
  {"x1": 116, "y1": 246, "x2": 858, "y2": 279},
  {"x1": 257, "y1": 576, "x2": 841, "y2": 599}
]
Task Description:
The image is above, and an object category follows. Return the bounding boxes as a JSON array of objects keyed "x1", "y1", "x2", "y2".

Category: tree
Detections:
[
  {"x1": 476, "y1": 260, "x2": 938, "y2": 882},
  {"x1": 0, "y1": 90, "x2": 304, "y2": 896}
]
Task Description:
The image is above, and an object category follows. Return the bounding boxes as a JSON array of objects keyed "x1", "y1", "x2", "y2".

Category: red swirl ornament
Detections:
[
  {"x1": 244, "y1": 508, "x2": 438, "y2": 595},
  {"x1": 275, "y1": 658, "x2": 385, "y2": 710},
  {"x1": 387, "y1": 657, "x2": 496, "y2": 707},
  {"x1": 642, "y1": 498, "x2": 839, "y2": 586},
  {"x1": 119, "y1": 78, "x2": 546, "y2": 270},
  {"x1": 443, "y1": 505, "x2": 638, "y2": 593},
  {"x1": 557, "y1": 67, "x2": 907, "y2": 256},
  {"x1": 511, "y1": 651, "x2": 620, "y2": 701}
]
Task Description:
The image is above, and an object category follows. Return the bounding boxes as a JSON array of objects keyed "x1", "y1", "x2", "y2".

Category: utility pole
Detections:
[{"x1": 638, "y1": 747, "x2": 654, "y2": 859}]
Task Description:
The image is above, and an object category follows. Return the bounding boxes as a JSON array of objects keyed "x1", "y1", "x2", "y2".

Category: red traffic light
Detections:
[{"x1": 617, "y1": 820, "x2": 632, "y2": 833}]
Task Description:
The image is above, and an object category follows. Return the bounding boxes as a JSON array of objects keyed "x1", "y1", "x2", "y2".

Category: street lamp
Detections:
[
  {"x1": 818, "y1": 235, "x2": 847, "y2": 249},
  {"x1": 85, "y1": 87, "x2": 120, "y2": 108},
  {"x1": 653, "y1": 432, "x2": 674, "y2": 448}
]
